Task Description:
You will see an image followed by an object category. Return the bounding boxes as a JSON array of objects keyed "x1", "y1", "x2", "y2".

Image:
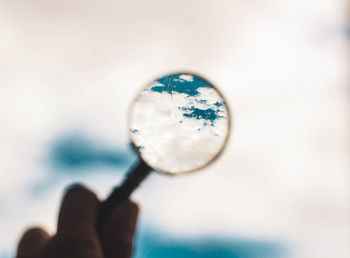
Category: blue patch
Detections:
[
  {"x1": 134, "y1": 228, "x2": 287, "y2": 258},
  {"x1": 131, "y1": 129, "x2": 139, "y2": 134},
  {"x1": 29, "y1": 134, "x2": 136, "y2": 198},
  {"x1": 49, "y1": 135, "x2": 135, "y2": 170},
  {"x1": 28, "y1": 134, "x2": 136, "y2": 198},
  {"x1": 196, "y1": 99, "x2": 208, "y2": 105},
  {"x1": 182, "y1": 106, "x2": 224, "y2": 126},
  {"x1": 150, "y1": 73, "x2": 211, "y2": 97},
  {"x1": 214, "y1": 101, "x2": 223, "y2": 107}
]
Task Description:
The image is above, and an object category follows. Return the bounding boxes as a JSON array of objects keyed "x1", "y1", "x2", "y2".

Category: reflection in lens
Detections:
[{"x1": 129, "y1": 72, "x2": 230, "y2": 174}]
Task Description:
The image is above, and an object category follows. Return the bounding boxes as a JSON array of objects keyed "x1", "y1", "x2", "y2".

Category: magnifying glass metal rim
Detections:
[{"x1": 127, "y1": 70, "x2": 232, "y2": 176}]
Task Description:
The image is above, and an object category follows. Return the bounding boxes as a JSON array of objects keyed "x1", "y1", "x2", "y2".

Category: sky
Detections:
[{"x1": 0, "y1": 0, "x2": 349, "y2": 257}]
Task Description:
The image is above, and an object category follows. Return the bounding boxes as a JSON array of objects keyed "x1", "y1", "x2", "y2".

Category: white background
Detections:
[{"x1": 0, "y1": 0, "x2": 349, "y2": 257}]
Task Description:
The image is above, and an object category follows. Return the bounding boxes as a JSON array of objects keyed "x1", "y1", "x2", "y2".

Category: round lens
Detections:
[{"x1": 129, "y1": 72, "x2": 231, "y2": 174}]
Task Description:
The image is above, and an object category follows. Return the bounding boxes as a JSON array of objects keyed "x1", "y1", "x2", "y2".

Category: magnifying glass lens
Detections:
[{"x1": 129, "y1": 72, "x2": 230, "y2": 174}]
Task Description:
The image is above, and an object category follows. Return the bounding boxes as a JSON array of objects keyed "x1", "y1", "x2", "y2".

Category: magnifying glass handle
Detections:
[{"x1": 96, "y1": 158, "x2": 152, "y2": 234}]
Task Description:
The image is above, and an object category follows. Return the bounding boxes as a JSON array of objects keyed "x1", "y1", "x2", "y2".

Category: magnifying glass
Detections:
[{"x1": 97, "y1": 72, "x2": 231, "y2": 233}]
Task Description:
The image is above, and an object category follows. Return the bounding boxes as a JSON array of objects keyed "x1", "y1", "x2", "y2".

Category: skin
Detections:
[{"x1": 16, "y1": 185, "x2": 139, "y2": 258}]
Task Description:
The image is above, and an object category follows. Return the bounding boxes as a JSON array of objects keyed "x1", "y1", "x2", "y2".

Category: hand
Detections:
[{"x1": 16, "y1": 185, "x2": 139, "y2": 258}]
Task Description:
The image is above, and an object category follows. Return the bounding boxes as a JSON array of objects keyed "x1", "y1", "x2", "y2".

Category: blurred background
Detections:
[{"x1": 0, "y1": 0, "x2": 349, "y2": 257}]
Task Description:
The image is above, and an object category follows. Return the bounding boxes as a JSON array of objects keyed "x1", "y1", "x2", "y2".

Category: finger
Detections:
[
  {"x1": 57, "y1": 184, "x2": 99, "y2": 237},
  {"x1": 17, "y1": 227, "x2": 50, "y2": 257},
  {"x1": 101, "y1": 200, "x2": 139, "y2": 258}
]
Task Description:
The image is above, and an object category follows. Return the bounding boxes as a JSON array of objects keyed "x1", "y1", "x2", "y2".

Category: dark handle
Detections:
[{"x1": 96, "y1": 158, "x2": 152, "y2": 234}]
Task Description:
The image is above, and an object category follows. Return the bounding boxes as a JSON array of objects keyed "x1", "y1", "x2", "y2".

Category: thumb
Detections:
[
  {"x1": 16, "y1": 227, "x2": 50, "y2": 258},
  {"x1": 101, "y1": 200, "x2": 139, "y2": 258}
]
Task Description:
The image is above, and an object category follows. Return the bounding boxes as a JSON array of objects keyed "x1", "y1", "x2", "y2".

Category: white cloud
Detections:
[{"x1": 179, "y1": 74, "x2": 194, "y2": 82}]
